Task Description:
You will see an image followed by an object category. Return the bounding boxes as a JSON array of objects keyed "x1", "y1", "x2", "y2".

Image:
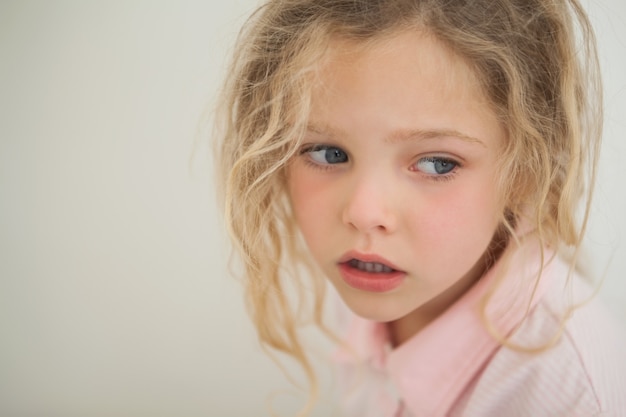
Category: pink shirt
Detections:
[{"x1": 333, "y1": 240, "x2": 626, "y2": 416}]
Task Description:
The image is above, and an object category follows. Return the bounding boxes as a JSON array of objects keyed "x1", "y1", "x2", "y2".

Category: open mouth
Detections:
[
  {"x1": 338, "y1": 256, "x2": 405, "y2": 292},
  {"x1": 347, "y1": 259, "x2": 395, "y2": 273}
]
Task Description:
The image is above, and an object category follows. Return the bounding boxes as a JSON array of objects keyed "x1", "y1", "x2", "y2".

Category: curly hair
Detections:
[{"x1": 215, "y1": 0, "x2": 602, "y2": 414}]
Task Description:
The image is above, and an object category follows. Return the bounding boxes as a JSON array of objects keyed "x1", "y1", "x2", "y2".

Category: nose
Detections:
[{"x1": 341, "y1": 171, "x2": 397, "y2": 234}]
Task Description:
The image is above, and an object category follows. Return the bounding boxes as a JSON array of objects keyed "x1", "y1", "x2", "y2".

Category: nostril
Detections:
[
  {"x1": 341, "y1": 199, "x2": 395, "y2": 233},
  {"x1": 340, "y1": 175, "x2": 398, "y2": 233}
]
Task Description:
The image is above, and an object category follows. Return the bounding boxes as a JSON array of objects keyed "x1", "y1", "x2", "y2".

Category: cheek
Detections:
[
  {"x1": 286, "y1": 166, "x2": 330, "y2": 234},
  {"x1": 411, "y1": 179, "x2": 502, "y2": 250}
]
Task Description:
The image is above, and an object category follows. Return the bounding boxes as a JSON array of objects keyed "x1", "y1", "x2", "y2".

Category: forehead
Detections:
[
  {"x1": 314, "y1": 30, "x2": 484, "y2": 101},
  {"x1": 307, "y1": 30, "x2": 502, "y2": 145}
]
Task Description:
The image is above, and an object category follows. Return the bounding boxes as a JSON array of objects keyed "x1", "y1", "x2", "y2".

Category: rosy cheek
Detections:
[
  {"x1": 287, "y1": 170, "x2": 323, "y2": 220},
  {"x1": 414, "y1": 182, "x2": 491, "y2": 231}
]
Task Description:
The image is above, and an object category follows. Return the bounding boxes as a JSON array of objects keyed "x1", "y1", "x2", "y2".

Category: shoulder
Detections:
[{"x1": 456, "y1": 271, "x2": 626, "y2": 417}]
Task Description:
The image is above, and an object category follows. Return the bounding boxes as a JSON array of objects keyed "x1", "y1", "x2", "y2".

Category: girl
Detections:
[{"x1": 216, "y1": 0, "x2": 626, "y2": 415}]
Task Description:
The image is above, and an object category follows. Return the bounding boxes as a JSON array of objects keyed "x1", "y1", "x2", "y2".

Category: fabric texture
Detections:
[{"x1": 332, "y1": 239, "x2": 626, "y2": 417}]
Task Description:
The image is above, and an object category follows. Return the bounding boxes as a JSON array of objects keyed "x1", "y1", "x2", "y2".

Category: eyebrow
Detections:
[
  {"x1": 306, "y1": 123, "x2": 486, "y2": 148},
  {"x1": 385, "y1": 128, "x2": 486, "y2": 147}
]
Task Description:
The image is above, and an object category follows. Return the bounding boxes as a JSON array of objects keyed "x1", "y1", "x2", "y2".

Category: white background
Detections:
[{"x1": 1, "y1": 1, "x2": 624, "y2": 416}]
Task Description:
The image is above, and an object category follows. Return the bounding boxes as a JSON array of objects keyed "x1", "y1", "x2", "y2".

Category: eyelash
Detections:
[
  {"x1": 299, "y1": 144, "x2": 348, "y2": 171},
  {"x1": 298, "y1": 144, "x2": 462, "y2": 181},
  {"x1": 411, "y1": 156, "x2": 461, "y2": 182}
]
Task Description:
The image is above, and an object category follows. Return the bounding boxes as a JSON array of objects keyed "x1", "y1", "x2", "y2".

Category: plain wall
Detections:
[{"x1": 0, "y1": 1, "x2": 624, "y2": 416}]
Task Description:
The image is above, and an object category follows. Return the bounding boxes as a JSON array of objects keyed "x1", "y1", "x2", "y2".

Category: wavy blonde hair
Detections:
[{"x1": 215, "y1": 0, "x2": 602, "y2": 414}]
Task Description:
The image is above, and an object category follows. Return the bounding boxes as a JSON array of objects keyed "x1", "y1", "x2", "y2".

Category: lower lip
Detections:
[{"x1": 338, "y1": 263, "x2": 406, "y2": 293}]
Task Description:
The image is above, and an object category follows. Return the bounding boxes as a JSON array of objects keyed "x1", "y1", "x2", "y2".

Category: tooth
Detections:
[{"x1": 348, "y1": 259, "x2": 395, "y2": 273}]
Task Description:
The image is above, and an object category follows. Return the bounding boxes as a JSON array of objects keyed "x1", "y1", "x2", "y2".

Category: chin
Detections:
[{"x1": 341, "y1": 295, "x2": 413, "y2": 323}]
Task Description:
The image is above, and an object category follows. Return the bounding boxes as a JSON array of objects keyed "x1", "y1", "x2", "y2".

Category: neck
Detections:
[
  {"x1": 387, "y1": 261, "x2": 483, "y2": 347},
  {"x1": 387, "y1": 230, "x2": 508, "y2": 347}
]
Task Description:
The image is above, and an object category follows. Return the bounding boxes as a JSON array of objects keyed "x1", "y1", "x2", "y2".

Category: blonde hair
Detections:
[{"x1": 215, "y1": 0, "x2": 602, "y2": 414}]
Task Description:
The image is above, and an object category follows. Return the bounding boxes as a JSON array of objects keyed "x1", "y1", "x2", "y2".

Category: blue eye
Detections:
[
  {"x1": 305, "y1": 145, "x2": 348, "y2": 165},
  {"x1": 415, "y1": 157, "x2": 458, "y2": 175}
]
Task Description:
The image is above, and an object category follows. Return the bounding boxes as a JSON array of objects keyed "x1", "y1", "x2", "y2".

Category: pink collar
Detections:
[{"x1": 335, "y1": 239, "x2": 557, "y2": 415}]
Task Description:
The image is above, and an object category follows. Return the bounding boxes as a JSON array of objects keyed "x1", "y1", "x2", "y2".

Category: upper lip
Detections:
[{"x1": 338, "y1": 250, "x2": 403, "y2": 271}]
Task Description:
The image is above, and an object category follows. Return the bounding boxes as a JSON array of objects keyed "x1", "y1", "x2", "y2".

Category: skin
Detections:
[{"x1": 286, "y1": 30, "x2": 506, "y2": 346}]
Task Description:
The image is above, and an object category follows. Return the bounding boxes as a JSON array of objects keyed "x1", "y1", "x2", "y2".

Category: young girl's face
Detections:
[{"x1": 287, "y1": 31, "x2": 506, "y2": 327}]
